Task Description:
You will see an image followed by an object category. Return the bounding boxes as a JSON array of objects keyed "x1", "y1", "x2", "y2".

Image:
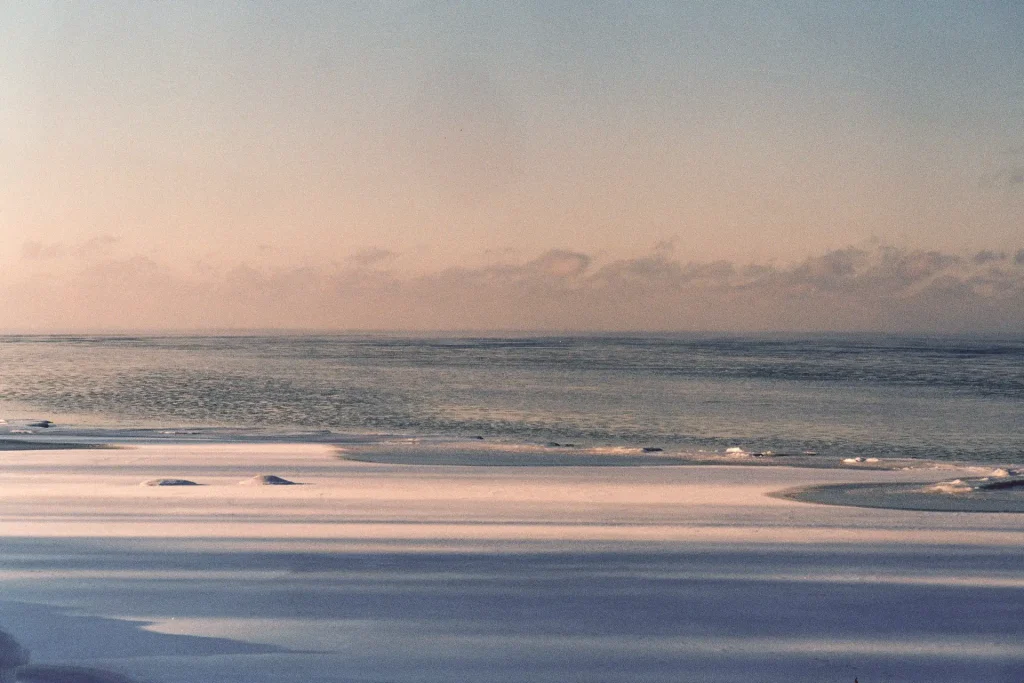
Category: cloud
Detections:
[
  {"x1": 76, "y1": 234, "x2": 123, "y2": 258},
  {"x1": 527, "y1": 249, "x2": 591, "y2": 278},
  {"x1": 981, "y1": 165, "x2": 1024, "y2": 189},
  {"x1": 3, "y1": 244, "x2": 1024, "y2": 333},
  {"x1": 981, "y1": 143, "x2": 1024, "y2": 188},
  {"x1": 19, "y1": 235, "x2": 123, "y2": 262},
  {"x1": 347, "y1": 247, "x2": 399, "y2": 267},
  {"x1": 973, "y1": 250, "x2": 1006, "y2": 264},
  {"x1": 653, "y1": 238, "x2": 677, "y2": 256}
]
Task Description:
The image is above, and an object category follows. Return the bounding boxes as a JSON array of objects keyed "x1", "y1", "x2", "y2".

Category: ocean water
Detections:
[{"x1": 0, "y1": 333, "x2": 1022, "y2": 466}]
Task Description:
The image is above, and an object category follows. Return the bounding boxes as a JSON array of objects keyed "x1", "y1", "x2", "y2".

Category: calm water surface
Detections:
[{"x1": 0, "y1": 334, "x2": 1021, "y2": 464}]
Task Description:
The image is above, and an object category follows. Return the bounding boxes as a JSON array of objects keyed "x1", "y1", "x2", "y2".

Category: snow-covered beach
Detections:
[{"x1": 1, "y1": 441, "x2": 1021, "y2": 683}]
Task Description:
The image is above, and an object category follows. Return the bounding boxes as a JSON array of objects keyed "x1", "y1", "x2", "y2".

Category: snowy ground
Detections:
[{"x1": 0, "y1": 443, "x2": 1022, "y2": 682}]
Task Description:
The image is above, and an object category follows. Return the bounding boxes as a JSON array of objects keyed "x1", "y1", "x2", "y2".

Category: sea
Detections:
[{"x1": 0, "y1": 333, "x2": 1022, "y2": 468}]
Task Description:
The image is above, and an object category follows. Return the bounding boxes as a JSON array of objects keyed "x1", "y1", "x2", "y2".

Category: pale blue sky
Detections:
[{"x1": 2, "y1": 1, "x2": 1022, "y2": 330}]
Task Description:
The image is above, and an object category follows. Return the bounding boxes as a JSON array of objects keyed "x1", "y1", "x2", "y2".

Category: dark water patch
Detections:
[
  {"x1": 337, "y1": 449, "x2": 682, "y2": 467},
  {"x1": 773, "y1": 482, "x2": 1024, "y2": 513},
  {"x1": 978, "y1": 478, "x2": 1024, "y2": 491},
  {"x1": 0, "y1": 440, "x2": 109, "y2": 451}
]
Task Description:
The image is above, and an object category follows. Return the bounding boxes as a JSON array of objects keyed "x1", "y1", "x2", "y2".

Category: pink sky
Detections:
[{"x1": 2, "y1": 2, "x2": 1022, "y2": 331}]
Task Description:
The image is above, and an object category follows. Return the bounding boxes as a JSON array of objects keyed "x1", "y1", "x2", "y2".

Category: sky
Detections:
[{"x1": 2, "y1": 1, "x2": 1023, "y2": 332}]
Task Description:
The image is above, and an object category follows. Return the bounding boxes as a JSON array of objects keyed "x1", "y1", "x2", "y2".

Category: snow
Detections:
[{"x1": 0, "y1": 443, "x2": 1021, "y2": 683}]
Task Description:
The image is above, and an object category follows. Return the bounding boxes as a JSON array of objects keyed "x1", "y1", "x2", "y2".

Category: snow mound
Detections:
[
  {"x1": 924, "y1": 479, "x2": 973, "y2": 494},
  {"x1": 240, "y1": 474, "x2": 297, "y2": 486}
]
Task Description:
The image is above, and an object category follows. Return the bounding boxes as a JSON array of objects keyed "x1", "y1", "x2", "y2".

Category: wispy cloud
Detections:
[
  {"x1": 3, "y1": 244, "x2": 1023, "y2": 333},
  {"x1": 526, "y1": 250, "x2": 591, "y2": 278},
  {"x1": 347, "y1": 248, "x2": 399, "y2": 268},
  {"x1": 982, "y1": 146, "x2": 1024, "y2": 189},
  {"x1": 79, "y1": 234, "x2": 122, "y2": 255},
  {"x1": 19, "y1": 235, "x2": 122, "y2": 262},
  {"x1": 20, "y1": 241, "x2": 64, "y2": 261},
  {"x1": 983, "y1": 166, "x2": 1024, "y2": 188}
]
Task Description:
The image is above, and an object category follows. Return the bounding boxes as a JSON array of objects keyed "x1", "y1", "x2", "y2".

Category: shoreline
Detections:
[{"x1": 4, "y1": 428, "x2": 1022, "y2": 514}]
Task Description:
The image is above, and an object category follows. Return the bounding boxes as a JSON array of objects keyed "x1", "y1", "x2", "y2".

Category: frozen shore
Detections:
[{"x1": 0, "y1": 442, "x2": 1022, "y2": 682}]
